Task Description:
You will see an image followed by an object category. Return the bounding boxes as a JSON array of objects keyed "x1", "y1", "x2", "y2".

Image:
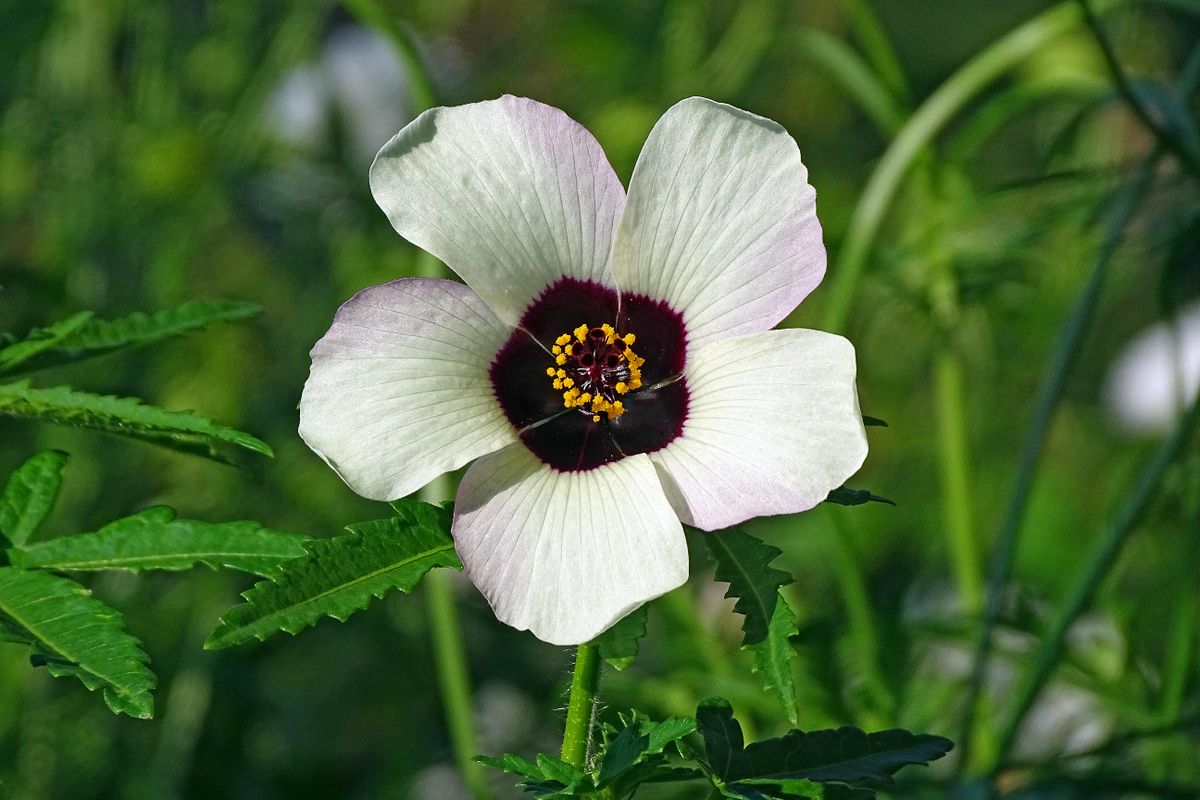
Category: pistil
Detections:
[{"x1": 545, "y1": 323, "x2": 644, "y2": 421}]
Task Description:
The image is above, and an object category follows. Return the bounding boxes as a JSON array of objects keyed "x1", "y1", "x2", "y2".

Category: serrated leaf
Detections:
[
  {"x1": 0, "y1": 381, "x2": 272, "y2": 461},
  {"x1": 0, "y1": 300, "x2": 261, "y2": 376},
  {"x1": 748, "y1": 595, "x2": 800, "y2": 726},
  {"x1": 205, "y1": 500, "x2": 460, "y2": 649},
  {"x1": 706, "y1": 529, "x2": 793, "y2": 646},
  {"x1": 0, "y1": 312, "x2": 94, "y2": 374},
  {"x1": 9, "y1": 506, "x2": 307, "y2": 576},
  {"x1": 696, "y1": 698, "x2": 953, "y2": 786},
  {"x1": 823, "y1": 487, "x2": 895, "y2": 507},
  {"x1": 0, "y1": 450, "x2": 69, "y2": 546},
  {"x1": 593, "y1": 603, "x2": 647, "y2": 670},
  {"x1": 596, "y1": 715, "x2": 699, "y2": 794},
  {"x1": 476, "y1": 753, "x2": 586, "y2": 797},
  {"x1": 0, "y1": 567, "x2": 155, "y2": 718}
]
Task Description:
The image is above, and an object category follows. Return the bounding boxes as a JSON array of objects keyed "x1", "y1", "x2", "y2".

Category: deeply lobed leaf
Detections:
[
  {"x1": 9, "y1": 506, "x2": 307, "y2": 576},
  {"x1": 705, "y1": 528, "x2": 794, "y2": 646},
  {"x1": 0, "y1": 450, "x2": 69, "y2": 546},
  {"x1": 748, "y1": 595, "x2": 801, "y2": 727},
  {"x1": 0, "y1": 567, "x2": 155, "y2": 718},
  {"x1": 205, "y1": 500, "x2": 459, "y2": 649},
  {"x1": 0, "y1": 381, "x2": 272, "y2": 461},
  {"x1": 696, "y1": 698, "x2": 953, "y2": 791},
  {"x1": 0, "y1": 300, "x2": 261, "y2": 376}
]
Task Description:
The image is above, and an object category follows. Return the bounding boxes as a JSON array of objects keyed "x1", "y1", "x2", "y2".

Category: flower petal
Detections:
[
  {"x1": 299, "y1": 278, "x2": 517, "y2": 501},
  {"x1": 453, "y1": 443, "x2": 688, "y2": 645},
  {"x1": 612, "y1": 97, "x2": 826, "y2": 353},
  {"x1": 369, "y1": 96, "x2": 625, "y2": 325},
  {"x1": 650, "y1": 329, "x2": 868, "y2": 530}
]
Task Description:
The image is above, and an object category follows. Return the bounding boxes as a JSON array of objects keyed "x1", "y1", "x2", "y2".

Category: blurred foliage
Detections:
[{"x1": 2, "y1": 0, "x2": 1200, "y2": 799}]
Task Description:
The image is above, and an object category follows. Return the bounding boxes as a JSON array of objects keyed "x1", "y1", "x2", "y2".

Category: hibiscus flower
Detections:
[{"x1": 299, "y1": 96, "x2": 868, "y2": 645}]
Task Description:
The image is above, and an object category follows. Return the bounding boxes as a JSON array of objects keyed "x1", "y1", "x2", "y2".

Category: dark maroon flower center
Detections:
[{"x1": 490, "y1": 277, "x2": 688, "y2": 471}]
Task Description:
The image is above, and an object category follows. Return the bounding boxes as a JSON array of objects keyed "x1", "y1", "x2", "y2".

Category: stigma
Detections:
[{"x1": 544, "y1": 323, "x2": 644, "y2": 421}]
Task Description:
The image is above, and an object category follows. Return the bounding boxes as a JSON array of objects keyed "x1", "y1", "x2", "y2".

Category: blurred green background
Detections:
[{"x1": 2, "y1": 0, "x2": 1199, "y2": 797}]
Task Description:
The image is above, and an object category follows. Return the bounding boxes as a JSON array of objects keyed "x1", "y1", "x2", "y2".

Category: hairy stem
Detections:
[{"x1": 562, "y1": 643, "x2": 601, "y2": 769}]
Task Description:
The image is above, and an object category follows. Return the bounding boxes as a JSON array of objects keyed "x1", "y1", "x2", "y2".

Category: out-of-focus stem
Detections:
[
  {"x1": 561, "y1": 644, "x2": 601, "y2": 769},
  {"x1": 989, "y1": 391, "x2": 1200, "y2": 771},
  {"x1": 935, "y1": 350, "x2": 983, "y2": 615},
  {"x1": 426, "y1": 569, "x2": 490, "y2": 800}
]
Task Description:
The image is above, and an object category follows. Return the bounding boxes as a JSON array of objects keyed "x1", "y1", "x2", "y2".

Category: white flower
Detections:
[
  {"x1": 299, "y1": 96, "x2": 869, "y2": 645},
  {"x1": 1104, "y1": 300, "x2": 1200, "y2": 436}
]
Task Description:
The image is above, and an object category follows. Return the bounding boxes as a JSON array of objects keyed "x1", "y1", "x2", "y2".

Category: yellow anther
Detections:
[
  {"x1": 552, "y1": 345, "x2": 562, "y2": 355},
  {"x1": 615, "y1": 382, "x2": 628, "y2": 394},
  {"x1": 555, "y1": 333, "x2": 571, "y2": 346},
  {"x1": 545, "y1": 367, "x2": 556, "y2": 377},
  {"x1": 623, "y1": 333, "x2": 636, "y2": 345},
  {"x1": 555, "y1": 353, "x2": 567, "y2": 365},
  {"x1": 592, "y1": 414, "x2": 600, "y2": 422},
  {"x1": 562, "y1": 378, "x2": 574, "y2": 388},
  {"x1": 574, "y1": 324, "x2": 589, "y2": 341},
  {"x1": 556, "y1": 369, "x2": 566, "y2": 378},
  {"x1": 552, "y1": 380, "x2": 563, "y2": 390},
  {"x1": 579, "y1": 392, "x2": 592, "y2": 404}
]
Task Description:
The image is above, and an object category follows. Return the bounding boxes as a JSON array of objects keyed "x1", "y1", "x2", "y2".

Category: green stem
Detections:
[
  {"x1": 561, "y1": 643, "x2": 601, "y2": 769},
  {"x1": 989, "y1": 393, "x2": 1200, "y2": 771},
  {"x1": 935, "y1": 350, "x2": 983, "y2": 615},
  {"x1": 821, "y1": 0, "x2": 1115, "y2": 334},
  {"x1": 826, "y1": 510, "x2": 893, "y2": 721},
  {"x1": 956, "y1": 37, "x2": 1200, "y2": 777},
  {"x1": 426, "y1": 570, "x2": 489, "y2": 800}
]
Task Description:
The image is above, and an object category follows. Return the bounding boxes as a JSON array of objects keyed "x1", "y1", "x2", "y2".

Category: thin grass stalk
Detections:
[
  {"x1": 820, "y1": 0, "x2": 1117, "y2": 334},
  {"x1": 837, "y1": 0, "x2": 911, "y2": 104},
  {"x1": 1077, "y1": 0, "x2": 1200, "y2": 178},
  {"x1": 989, "y1": 393, "x2": 1200, "y2": 770},
  {"x1": 957, "y1": 37, "x2": 1200, "y2": 775}
]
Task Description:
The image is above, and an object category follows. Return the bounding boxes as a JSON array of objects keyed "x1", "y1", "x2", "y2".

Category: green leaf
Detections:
[
  {"x1": 0, "y1": 300, "x2": 261, "y2": 376},
  {"x1": 735, "y1": 778, "x2": 873, "y2": 799},
  {"x1": 823, "y1": 487, "x2": 895, "y2": 507},
  {"x1": 748, "y1": 595, "x2": 800, "y2": 727},
  {"x1": 861, "y1": 416, "x2": 888, "y2": 427},
  {"x1": 696, "y1": 698, "x2": 953, "y2": 788},
  {"x1": 706, "y1": 529, "x2": 793, "y2": 645},
  {"x1": 205, "y1": 500, "x2": 460, "y2": 649},
  {"x1": 476, "y1": 753, "x2": 586, "y2": 797},
  {"x1": 0, "y1": 450, "x2": 69, "y2": 546},
  {"x1": 0, "y1": 567, "x2": 155, "y2": 718},
  {"x1": 593, "y1": 603, "x2": 647, "y2": 670},
  {"x1": 0, "y1": 381, "x2": 272, "y2": 462},
  {"x1": 9, "y1": 506, "x2": 307, "y2": 576},
  {"x1": 0, "y1": 312, "x2": 94, "y2": 374},
  {"x1": 596, "y1": 715, "x2": 699, "y2": 794}
]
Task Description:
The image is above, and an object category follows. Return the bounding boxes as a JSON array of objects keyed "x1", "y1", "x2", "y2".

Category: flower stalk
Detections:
[{"x1": 561, "y1": 643, "x2": 601, "y2": 769}]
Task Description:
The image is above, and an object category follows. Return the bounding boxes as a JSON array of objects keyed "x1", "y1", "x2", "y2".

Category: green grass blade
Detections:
[
  {"x1": 792, "y1": 27, "x2": 904, "y2": 135},
  {"x1": 990, "y1": 393, "x2": 1200, "y2": 770},
  {"x1": 0, "y1": 450, "x2": 69, "y2": 547},
  {"x1": 9, "y1": 506, "x2": 307, "y2": 577},
  {"x1": 0, "y1": 381, "x2": 272, "y2": 461},
  {"x1": 0, "y1": 300, "x2": 261, "y2": 377},
  {"x1": 819, "y1": 0, "x2": 1115, "y2": 334},
  {"x1": 205, "y1": 500, "x2": 460, "y2": 649},
  {"x1": 0, "y1": 567, "x2": 155, "y2": 718}
]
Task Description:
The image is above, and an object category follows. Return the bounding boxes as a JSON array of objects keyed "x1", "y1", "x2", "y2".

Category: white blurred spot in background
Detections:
[
  {"x1": 268, "y1": 26, "x2": 412, "y2": 164},
  {"x1": 1105, "y1": 301, "x2": 1200, "y2": 436}
]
